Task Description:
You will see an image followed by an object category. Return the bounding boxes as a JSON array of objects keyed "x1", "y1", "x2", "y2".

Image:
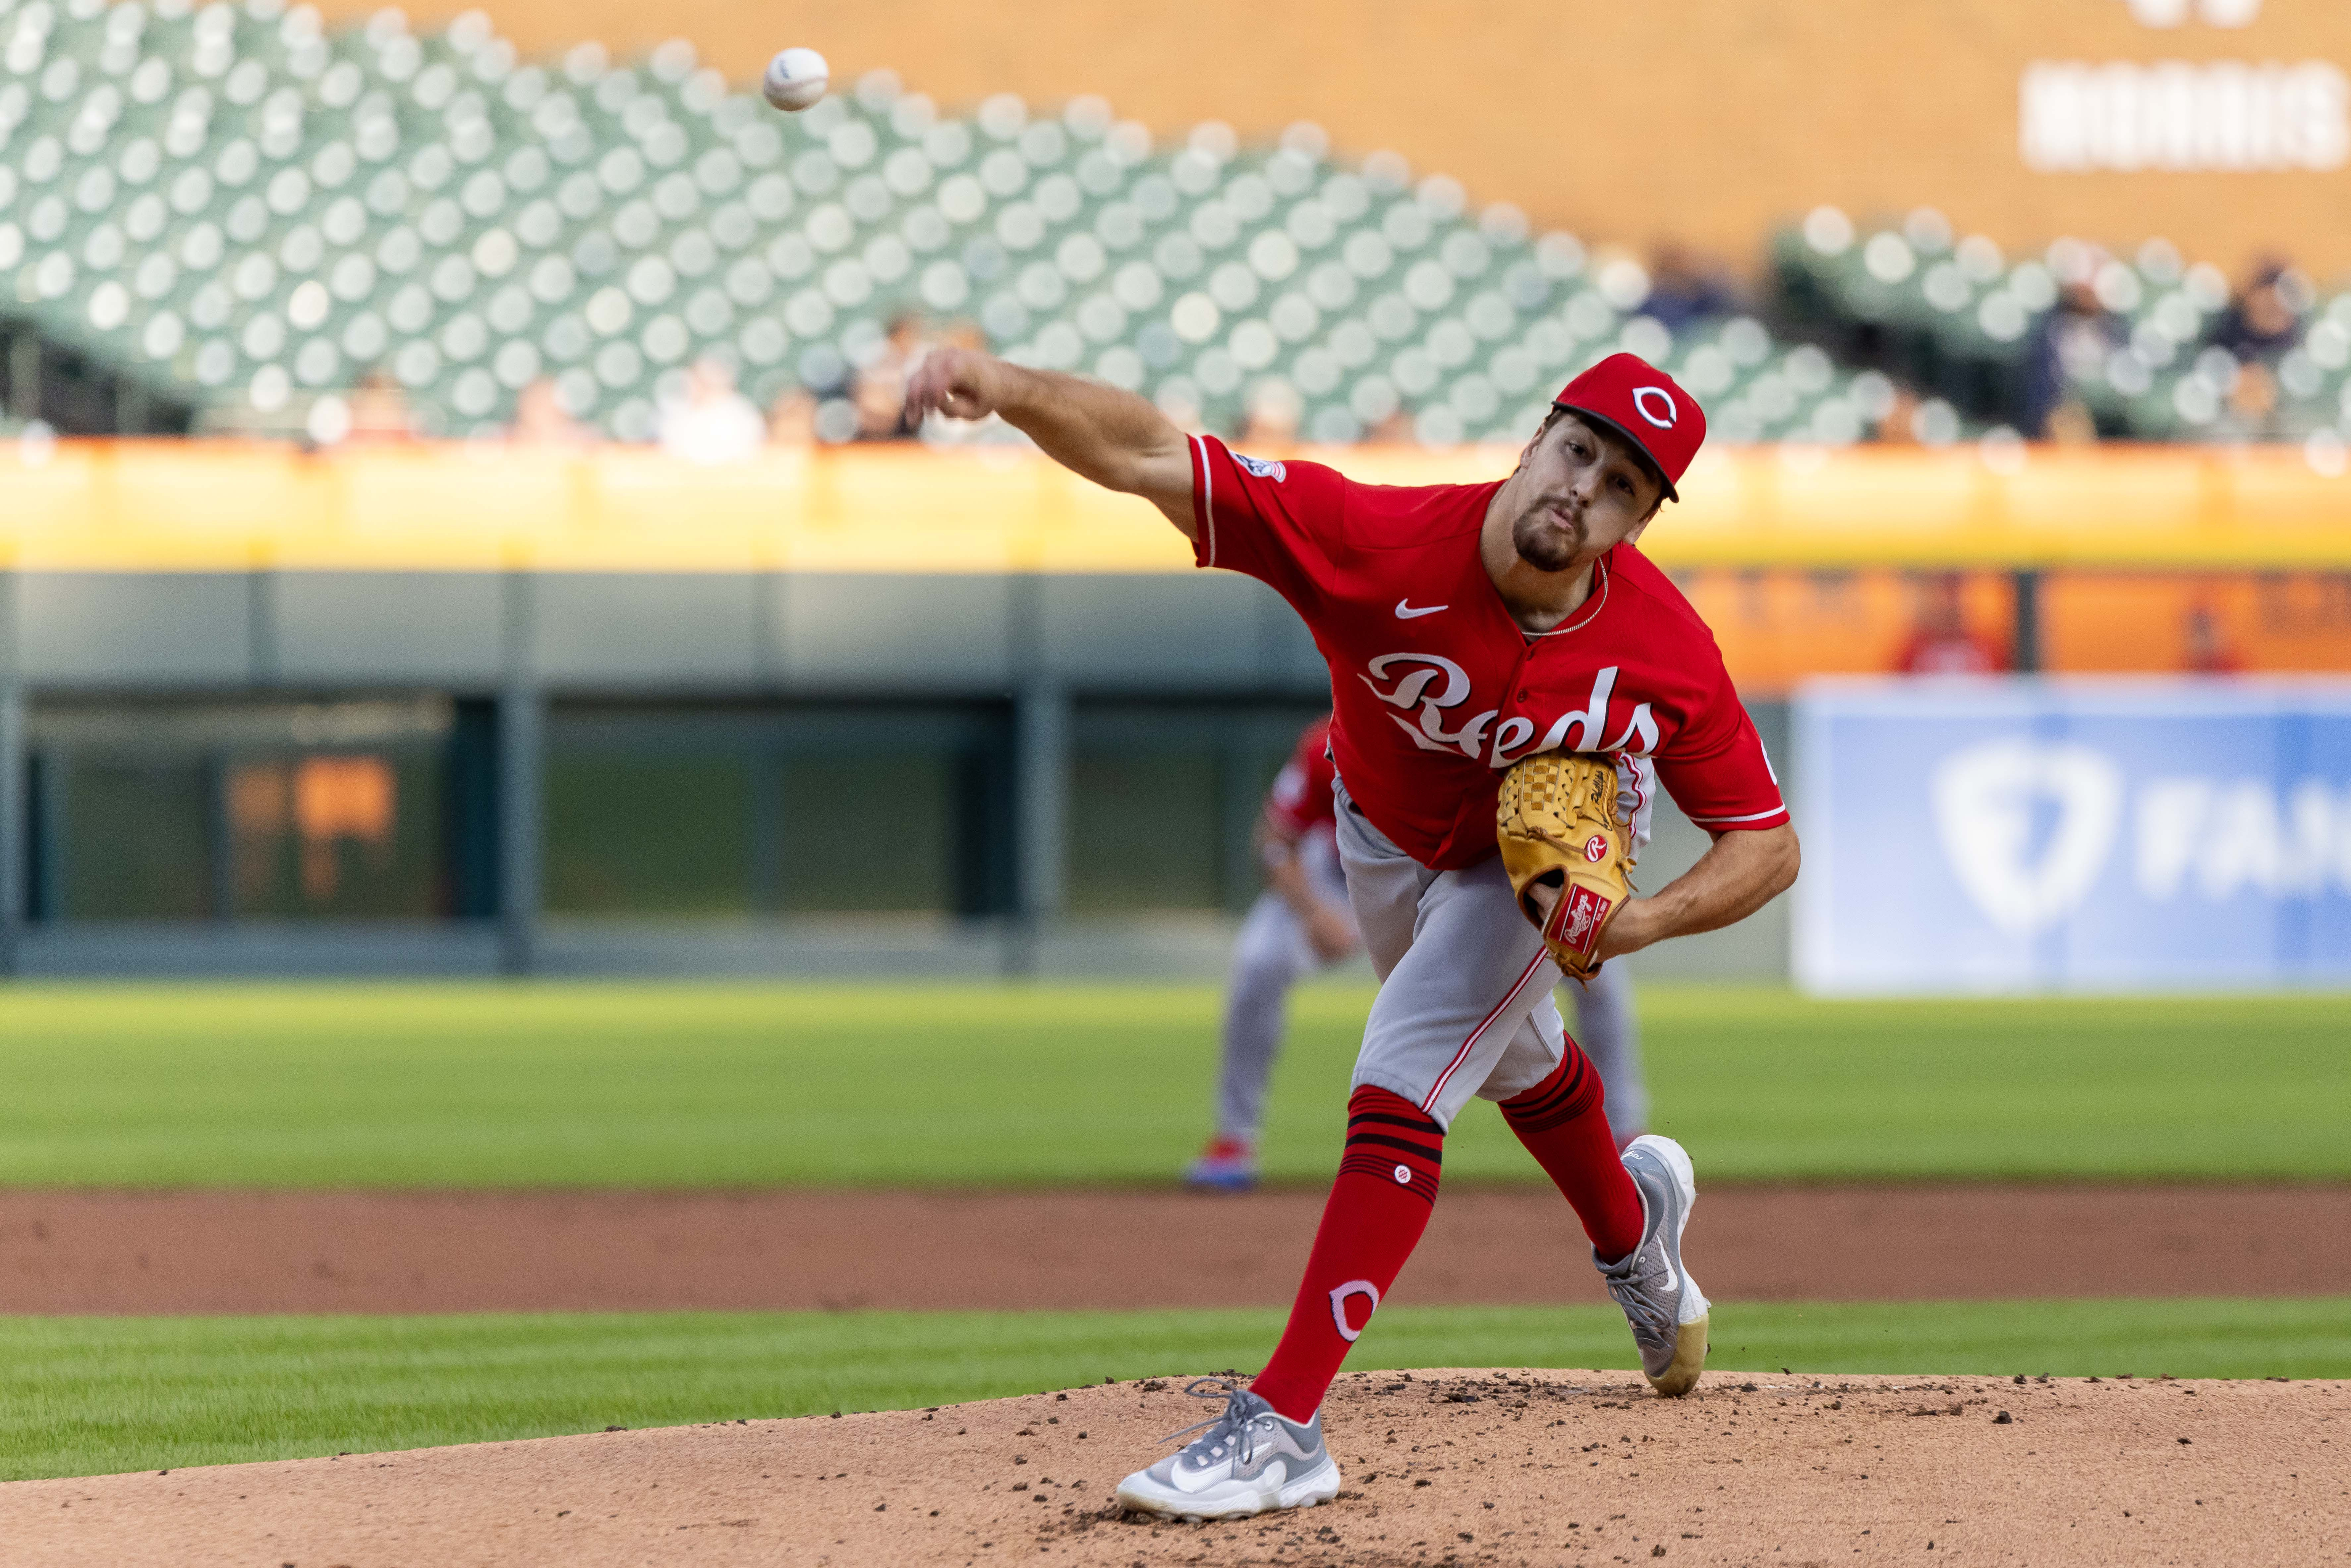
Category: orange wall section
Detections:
[
  {"x1": 1687, "y1": 568, "x2": 2351, "y2": 694},
  {"x1": 315, "y1": 0, "x2": 2351, "y2": 278}
]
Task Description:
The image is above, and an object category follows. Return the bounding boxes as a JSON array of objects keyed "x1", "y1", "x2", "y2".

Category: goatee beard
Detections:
[{"x1": 1512, "y1": 509, "x2": 1581, "y2": 573}]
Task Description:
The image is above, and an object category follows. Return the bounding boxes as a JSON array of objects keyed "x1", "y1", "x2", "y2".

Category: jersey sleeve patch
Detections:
[{"x1": 1187, "y1": 435, "x2": 1344, "y2": 604}]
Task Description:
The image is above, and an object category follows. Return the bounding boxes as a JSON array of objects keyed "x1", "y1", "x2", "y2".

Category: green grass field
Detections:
[
  {"x1": 4, "y1": 980, "x2": 2345, "y2": 1483},
  {"x1": 6, "y1": 1299, "x2": 2346, "y2": 1482},
  {"x1": 0, "y1": 981, "x2": 2345, "y2": 1187}
]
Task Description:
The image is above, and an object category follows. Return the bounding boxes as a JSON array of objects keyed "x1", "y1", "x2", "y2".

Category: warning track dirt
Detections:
[{"x1": 8, "y1": 1185, "x2": 2350, "y2": 1313}]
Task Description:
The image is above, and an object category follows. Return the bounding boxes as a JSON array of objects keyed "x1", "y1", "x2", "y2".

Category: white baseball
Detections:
[{"x1": 762, "y1": 47, "x2": 829, "y2": 112}]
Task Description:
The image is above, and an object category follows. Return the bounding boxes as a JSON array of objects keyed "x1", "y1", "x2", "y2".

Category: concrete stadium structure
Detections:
[
  {"x1": 9, "y1": 435, "x2": 2339, "y2": 980},
  {"x1": 0, "y1": 555, "x2": 1790, "y2": 980}
]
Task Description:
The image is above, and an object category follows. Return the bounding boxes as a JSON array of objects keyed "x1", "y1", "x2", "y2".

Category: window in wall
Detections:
[
  {"x1": 542, "y1": 702, "x2": 1009, "y2": 918},
  {"x1": 56, "y1": 757, "x2": 212, "y2": 919},
  {"x1": 544, "y1": 754, "x2": 754, "y2": 915},
  {"x1": 776, "y1": 754, "x2": 954, "y2": 913},
  {"x1": 1066, "y1": 750, "x2": 1224, "y2": 912},
  {"x1": 1066, "y1": 703, "x2": 1333, "y2": 914},
  {"x1": 226, "y1": 751, "x2": 444, "y2": 917}
]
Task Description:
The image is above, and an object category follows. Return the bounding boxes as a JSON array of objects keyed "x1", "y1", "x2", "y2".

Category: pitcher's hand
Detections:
[
  {"x1": 905, "y1": 347, "x2": 1013, "y2": 424},
  {"x1": 1527, "y1": 881, "x2": 1652, "y2": 962}
]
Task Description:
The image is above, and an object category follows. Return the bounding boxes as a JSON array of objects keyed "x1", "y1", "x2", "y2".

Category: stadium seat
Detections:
[
  {"x1": 1773, "y1": 204, "x2": 2345, "y2": 445},
  {"x1": 0, "y1": 1, "x2": 1880, "y2": 445}
]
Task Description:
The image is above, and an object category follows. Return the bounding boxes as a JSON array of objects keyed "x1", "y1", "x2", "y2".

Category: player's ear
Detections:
[
  {"x1": 1624, "y1": 497, "x2": 1664, "y2": 546},
  {"x1": 1515, "y1": 410, "x2": 1554, "y2": 474}
]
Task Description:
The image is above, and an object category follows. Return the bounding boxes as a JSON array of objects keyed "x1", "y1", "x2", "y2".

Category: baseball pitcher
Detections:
[
  {"x1": 1189, "y1": 713, "x2": 1653, "y2": 1191},
  {"x1": 905, "y1": 348, "x2": 1798, "y2": 1522}
]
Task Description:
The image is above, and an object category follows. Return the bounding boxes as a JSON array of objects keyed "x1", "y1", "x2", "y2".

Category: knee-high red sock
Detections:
[
  {"x1": 1249, "y1": 1086, "x2": 1443, "y2": 1422},
  {"x1": 1500, "y1": 1041, "x2": 1645, "y2": 1262}
]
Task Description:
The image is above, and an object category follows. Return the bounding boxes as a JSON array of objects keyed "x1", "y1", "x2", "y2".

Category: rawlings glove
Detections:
[{"x1": 1496, "y1": 750, "x2": 1635, "y2": 981}]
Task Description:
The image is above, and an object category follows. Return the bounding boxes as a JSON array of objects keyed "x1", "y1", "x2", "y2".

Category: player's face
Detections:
[{"x1": 1508, "y1": 413, "x2": 1664, "y2": 574}]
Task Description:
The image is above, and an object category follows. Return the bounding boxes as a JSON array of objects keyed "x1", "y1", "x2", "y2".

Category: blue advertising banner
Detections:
[{"x1": 1792, "y1": 679, "x2": 2351, "y2": 994}]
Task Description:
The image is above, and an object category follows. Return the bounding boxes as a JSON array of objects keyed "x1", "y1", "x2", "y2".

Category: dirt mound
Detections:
[
  {"x1": 10, "y1": 1185, "x2": 2351, "y2": 1313},
  {"x1": 4, "y1": 1370, "x2": 2341, "y2": 1566}
]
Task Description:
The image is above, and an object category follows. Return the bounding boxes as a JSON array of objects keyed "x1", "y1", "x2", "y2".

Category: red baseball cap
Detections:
[{"x1": 1551, "y1": 353, "x2": 1706, "y2": 503}]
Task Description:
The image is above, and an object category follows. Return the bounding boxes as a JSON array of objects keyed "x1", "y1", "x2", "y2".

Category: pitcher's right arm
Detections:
[{"x1": 904, "y1": 349, "x2": 1195, "y2": 535}]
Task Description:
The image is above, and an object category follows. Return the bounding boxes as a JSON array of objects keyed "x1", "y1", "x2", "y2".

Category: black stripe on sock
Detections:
[
  {"x1": 1501, "y1": 1056, "x2": 1592, "y2": 1122},
  {"x1": 1344, "y1": 1130, "x2": 1445, "y2": 1165},
  {"x1": 1348, "y1": 1110, "x2": 1441, "y2": 1135},
  {"x1": 1339, "y1": 1151, "x2": 1440, "y2": 1206},
  {"x1": 1506, "y1": 1082, "x2": 1602, "y2": 1134}
]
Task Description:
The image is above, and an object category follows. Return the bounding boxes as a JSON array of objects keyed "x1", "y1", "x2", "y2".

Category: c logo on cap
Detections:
[{"x1": 1632, "y1": 386, "x2": 1679, "y2": 429}]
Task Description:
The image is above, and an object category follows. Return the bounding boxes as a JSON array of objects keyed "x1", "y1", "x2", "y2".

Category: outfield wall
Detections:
[{"x1": 5, "y1": 439, "x2": 2345, "y2": 979}]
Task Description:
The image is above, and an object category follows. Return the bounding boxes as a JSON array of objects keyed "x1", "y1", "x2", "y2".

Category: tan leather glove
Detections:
[{"x1": 1496, "y1": 751, "x2": 1635, "y2": 981}]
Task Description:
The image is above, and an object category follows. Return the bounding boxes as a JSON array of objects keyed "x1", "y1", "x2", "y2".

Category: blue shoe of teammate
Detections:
[{"x1": 1184, "y1": 1136, "x2": 1259, "y2": 1192}]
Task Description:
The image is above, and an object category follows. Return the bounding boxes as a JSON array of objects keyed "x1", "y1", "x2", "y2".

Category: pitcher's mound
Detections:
[{"x1": 3, "y1": 1370, "x2": 2341, "y2": 1566}]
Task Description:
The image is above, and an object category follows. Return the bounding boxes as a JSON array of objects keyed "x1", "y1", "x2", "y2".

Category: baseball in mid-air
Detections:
[{"x1": 763, "y1": 47, "x2": 829, "y2": 112}]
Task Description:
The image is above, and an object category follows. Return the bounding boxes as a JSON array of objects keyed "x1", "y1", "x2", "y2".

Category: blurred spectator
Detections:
[
  {"x1": 508, "y1": 378, "x2": 594, "y2": 448},
  {"x1": 2212, "y1": 261, "x2": 2308, "y2": 362},
  {"x1": 1643, "y1": 242, "x2": 1738, "y2": 333},
  {"x1": 1365, "y1": 407, "x2": 1416, "y2": 444},
  {"x1": 1870, "y1": 380, "x2": 1921, "y2": 444},
  {"x1": 658, "y1": 357, "x2": 766, "y2": 463},
  {"x1": 767, "y1": 386, "x2": 818, "y2": 447},
  {"x1": 2042, "y1": 399, "x2": 2099, "y2": 446},
  {"x1": 851, "y1": 312, "x2": 930, "y2": 440},
  {"x1": 2022, "y1": 281, "x2": 2120, "y2": 439},
  {"x1": 1237, "y1": 380, "x2": 1302, "y2": 448},
  {"x1": 2183, "y1": 601, "x2": 2240, "y2": 674},
  {"x1": 2215, "y1": 359, "x2": 2285, "y2": 440},
  {"x1": 1893, "y1": 574, "x2": 2007, "y2": 675},
  {"x1": 346, "y1": 368, "x2": 415, "y2": 442}
]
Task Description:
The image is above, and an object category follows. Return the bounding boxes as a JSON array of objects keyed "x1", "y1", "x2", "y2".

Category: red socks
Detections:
[
  {"x1": 1250, "y1": 1050, "x2": 1639, "y2": 1424},
  {"x1": 1500, "y1": 1041, "x2": 1645, "y2": 1262},
  {"x1": 1249, "y1": 1086, "x2": 1442, "y2": 1423}
]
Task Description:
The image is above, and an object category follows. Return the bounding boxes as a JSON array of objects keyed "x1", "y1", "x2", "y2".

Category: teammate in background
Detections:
[
  {"x1": 1186, "y1": 714, "x2": 1361, "y2": 1191},
  {"x1": 1189, "y1": 715, "x2": 1650, "y2": 1191},
  {"x1": 2183, "y1": 600, "x2": 2241, "y2": 674},
  {"x1": 1893, "y1": 572, "x2": 2007, "y2": 675},
  {"x1": 906, "y1": 346, "x2": 1797, "y2": 1522}
]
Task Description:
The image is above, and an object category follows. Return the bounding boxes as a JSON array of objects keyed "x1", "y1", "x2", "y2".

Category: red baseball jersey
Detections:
[
  {"x1": 1186, "y1": 436, "x2": 1788, "y2": 871},
  {"x1": 1264, "y1": 715, "x2": 1339, "y2": 838}
]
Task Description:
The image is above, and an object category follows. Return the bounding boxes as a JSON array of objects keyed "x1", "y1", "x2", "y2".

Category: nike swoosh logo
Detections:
[{"x1": 1395, "y1": 600, "x2": 1448, "y2": 619}]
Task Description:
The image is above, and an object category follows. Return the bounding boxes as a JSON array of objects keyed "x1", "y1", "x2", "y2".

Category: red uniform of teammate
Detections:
[
  {"x1": 907, "y1": 346, "x2": 1800, "y2": 1522},
  {"x1": 1188, "y1": 716, "x2": 1359, "y2": 1191}
]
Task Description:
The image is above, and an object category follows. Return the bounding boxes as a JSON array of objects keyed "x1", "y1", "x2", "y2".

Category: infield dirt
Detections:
[{"x1": 4, "y1": 1369, "x2": 2341, "y2": 1566}]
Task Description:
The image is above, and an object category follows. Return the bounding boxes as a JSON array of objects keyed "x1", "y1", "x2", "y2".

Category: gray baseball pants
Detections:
[
  {"x1": 1212, "y1": 786, "x2": 1650, "y2": 1142},
  {"x1": 1333, "y1": 776, "x2": 1647, "y2": 1132}
]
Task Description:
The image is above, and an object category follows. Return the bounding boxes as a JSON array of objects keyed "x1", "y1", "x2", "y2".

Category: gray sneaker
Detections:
[
  {"x1": 1595, "y1": 1134, "x2": 1710, "y2": 1397},
  {"x1": 1114, "y1": 1379, "x2": 1342, "y2": 1521}
]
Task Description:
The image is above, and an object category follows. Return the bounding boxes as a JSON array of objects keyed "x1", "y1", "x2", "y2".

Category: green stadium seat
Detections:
[{"x1": 0, "y1": 6, "x2": 2072, "y2": 445}]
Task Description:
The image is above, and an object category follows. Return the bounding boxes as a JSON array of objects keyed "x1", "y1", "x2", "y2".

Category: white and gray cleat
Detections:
[
  {"x1": 1114, "y1": 1378, "x2": 1342, "y2": 1521},
  {"x1": 1596, "y1": 1133, "x2": 1710, "y2": 1397}
]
